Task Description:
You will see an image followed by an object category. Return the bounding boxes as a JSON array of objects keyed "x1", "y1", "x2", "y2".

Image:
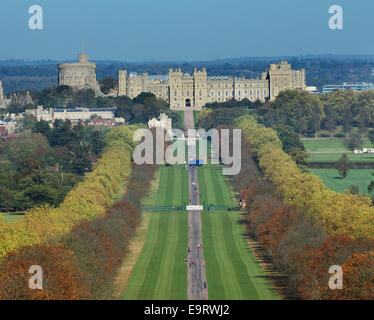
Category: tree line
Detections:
[
  {"x1": 234, "y1": 115, "x2": 374, "y2": 299},
  {"x1": 0, "y1": 119, "x2": 106, "y2": 212}
]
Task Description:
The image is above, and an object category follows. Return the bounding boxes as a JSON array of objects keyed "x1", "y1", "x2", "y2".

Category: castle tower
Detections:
[
  {"x1": 118, "y1": 70, "x2": 127, "y2": 96},
  {"x1": 193, "y1": 68, "x2": 207, "y2": 109},
  {"x1": 169, "y1": 68, "x2": 183, "y2": 109},
  {"x1": 0, "y1": 80, "x2": 3, "y2": 101},
  {"x1": 78, "y1": 54, "x2": 89, "y2": 63},
  {"x1": 58, "y1": 53, "x2": 99, "y2": 92}
]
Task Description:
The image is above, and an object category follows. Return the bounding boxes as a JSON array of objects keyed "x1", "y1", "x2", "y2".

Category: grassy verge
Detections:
[
  {"x1": 198, "y1": 165, "x2": 233, "y2": 206},
  {"x1": 202, "y1": 211, "x2": 278, "y2": 300},
  {"x1": 0, "y1": 212, "x2": 24, "y2": 223},
  {"x1": 198, "y1": 165, "x2": 279, "y2": 300},
  {"x1": 302, "y1": 138, "x2": 374, "y2": 162},
  {"x1": 193, "y1": 110, "x2": 199, "y2": 126},
  {"x1": 120, "y1": 165, "x2": 189, "y2": 299},
  {"x1": 311, "y1": 168, "x2": 374, "y2": 194}
]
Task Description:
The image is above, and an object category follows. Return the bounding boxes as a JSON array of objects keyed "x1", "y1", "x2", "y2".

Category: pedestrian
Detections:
[
  {"x1": 197, "y1": 243, "x2": 200, "y2": 249},
  {"x1": 189, "y1": 262, "x2": 191, "y2": 268},
  {"x1": 192, "y1": 259, "x2": 195, "y2": 266},
  {"x1": 187, "y1": 246, "x2": 190, "y2": 253},
  {"x1": 203, "y1": 281, "x2": 207, "y2": 289}
]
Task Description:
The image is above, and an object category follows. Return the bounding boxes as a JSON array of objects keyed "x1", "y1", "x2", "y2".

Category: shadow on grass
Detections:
[{"x1": 238, "y1": 220, "x2": 300, "y2": 300}]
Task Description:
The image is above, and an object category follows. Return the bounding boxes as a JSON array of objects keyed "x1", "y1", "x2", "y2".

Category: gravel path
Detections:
[{"x1": 185, "y1": 110, "x2": 208, "y2": 300}]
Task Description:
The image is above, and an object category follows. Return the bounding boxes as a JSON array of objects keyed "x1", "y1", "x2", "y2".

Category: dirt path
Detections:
[{"x1": 185, "y1": 110, "x2": 208, "y2": 300}]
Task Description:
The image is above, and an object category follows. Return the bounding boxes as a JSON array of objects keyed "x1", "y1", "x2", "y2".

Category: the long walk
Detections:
[{"x1": 185, "y1": 110, "x2": 208, "y2": 300}]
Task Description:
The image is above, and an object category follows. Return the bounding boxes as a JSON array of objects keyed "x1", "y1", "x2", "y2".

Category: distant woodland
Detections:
[{"x1": 1, "y1": 55, "x2": 374, "y2": 94}]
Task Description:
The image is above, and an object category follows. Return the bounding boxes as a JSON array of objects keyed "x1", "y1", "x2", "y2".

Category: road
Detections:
[{"x1": 185, "y1": 110, "x2": 208, "y2": 300}]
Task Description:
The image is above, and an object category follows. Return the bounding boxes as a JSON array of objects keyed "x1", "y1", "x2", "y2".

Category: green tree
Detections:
[
  {"x1": 33, "y1": 120, "x2": 52, "y2": 141},
  {"x1": 99, "y1": 78, "x2": 118, "y2": 95},
  {"x1": 275, "y1": 125, "x2": 305, "y2": 153},
  {"x1": 89, "y1": 130, "x2": 106, "y2": 156},
  {"x1": 368, "y1": 130, "x2": 374, "y2": 146},
  {"x1": 336, "y1": 154, "x2": 350, "y2": 179},
  {"x1": 344, "y1": 133, "x2": 363, "y2": 152}
]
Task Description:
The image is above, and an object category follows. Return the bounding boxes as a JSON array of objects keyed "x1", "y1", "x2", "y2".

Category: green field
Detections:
[
  {"x1": 198, "y1": 165, "x2": 233, "y2": 206},
  {"x1": 1, "y1": 212, "x2": 24, "y2": 223},
  {"x1": 175, "y1": 111, "x2": 185, "y2": 129},
  {"x1": 121, "y1": 166, "x2": 189, "y2": 299},
  {"x1": 302, "y1": 138, "x2": 374, "y2": 162},
  {"x1": 312, "y1": 169, "x2": 374, "y2": 194},
  {"x1": 193, "y1": 110, "x2": 199, "y2": 125},
  {"x1": 198, "y1": 165, "x2": 279, "y2": 300}
]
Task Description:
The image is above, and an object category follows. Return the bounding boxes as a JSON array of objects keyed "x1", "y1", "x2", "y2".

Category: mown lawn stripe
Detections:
[
  {"x1": 120, "y1": 166, "x2": 189, "y2": 300},
  {"x1": 201, "y1": 212, "x2": 227, "y2": 299}
]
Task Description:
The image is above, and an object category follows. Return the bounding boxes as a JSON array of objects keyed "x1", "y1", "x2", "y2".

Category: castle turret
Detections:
[
  {"x1": 193, "y1": 68, "x2": 207, "y2": 108},
  {"x1": 0, "y1": 80, "x2": 3, "y2": 101},
  {"x1": 118, "y1": 70, "x2": 128, "y2": 96}
]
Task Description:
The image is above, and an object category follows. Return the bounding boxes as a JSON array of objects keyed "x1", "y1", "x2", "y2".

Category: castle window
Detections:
[
  {"x1": 238, "y1": 90, "x2": 241, "y2": 96},
  {"x1": 225, "y1": 91, "x2": 228, "y2": 96},
  {"x1": 256, "y1": 90, "x2": 260, "y2": 96},
  {"x1": 218, "y1": 90, "x2": 221, "y2": 97},
  {"x1": 200, "y1": 90, "x2": 202, "y2": 96}
]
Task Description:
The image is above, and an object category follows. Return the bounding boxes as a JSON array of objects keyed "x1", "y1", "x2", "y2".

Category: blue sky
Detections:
[{"x1": 0, "y1": 0, "x2": 372, "y2": 61}]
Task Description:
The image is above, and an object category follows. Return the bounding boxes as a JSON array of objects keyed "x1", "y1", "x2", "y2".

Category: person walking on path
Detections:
[
  {"x1": 192, "y1": 259, "x2": 195, "y2": 266},
  {"x1": 197, "y1": 243, "x2": 200, "y2": 250},
  {"x1": 187, "y1": 246, "x2": 190, "y2": 253},
  {"x1": 203, "y1": 281, "x2": 207, "y2": 289}
]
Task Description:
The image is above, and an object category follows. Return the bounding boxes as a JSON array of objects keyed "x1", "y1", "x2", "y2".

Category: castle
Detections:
[
  {"x1": 58, "y1": 54, "x2": 102, "y2": 95},
  {"x1": 118, "y1": 61, "x2": 306, "y2": 109},
  {"x1": 57, "y1": 54, "x2": 306, "y2": 110}
]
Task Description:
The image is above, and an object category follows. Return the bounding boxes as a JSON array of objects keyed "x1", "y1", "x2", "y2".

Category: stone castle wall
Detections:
[{"x1": 118, "y1": 61, "x2": 306, "y2": 110}]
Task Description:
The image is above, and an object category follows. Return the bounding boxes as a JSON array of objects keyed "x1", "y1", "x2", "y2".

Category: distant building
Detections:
[
  {"x1": 58, "y1": 54, "x2": 102, "y2": 96},
  {"x1": 119, "y1": 61, "x2": 306, "y2": 110},
  {"x1": 0, "y1": 81, "x2": 8, "y2": 109},
  {"x1": 0, "y1": 80, "x2": 3, "y2": 102},
  {"x1": 88, "y1": 117, "x2": 125, "y2": 128},
  {"x1": 306, "y1": 86, "x2": 319, "y2": 94},
  {"x1": 0, "y1": 119, "x2": 17, "y2": 134},
  {"x1": 25, "y1": 106, "x2": 117, "y2": 122},
  {"x1": 322, "y1": 82, "x2": 374, "y2": 93},
  {"x1": 148, "y1": 113, "x2": 172, "y2": 135}
]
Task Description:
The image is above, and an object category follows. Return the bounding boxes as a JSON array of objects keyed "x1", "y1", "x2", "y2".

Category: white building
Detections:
[
  {"x1": 148, "y1": 113, "x2": 172, "y2": 136},
  {"x1": 25, "y1": 106, "x2": 117, "y2": 122}
]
